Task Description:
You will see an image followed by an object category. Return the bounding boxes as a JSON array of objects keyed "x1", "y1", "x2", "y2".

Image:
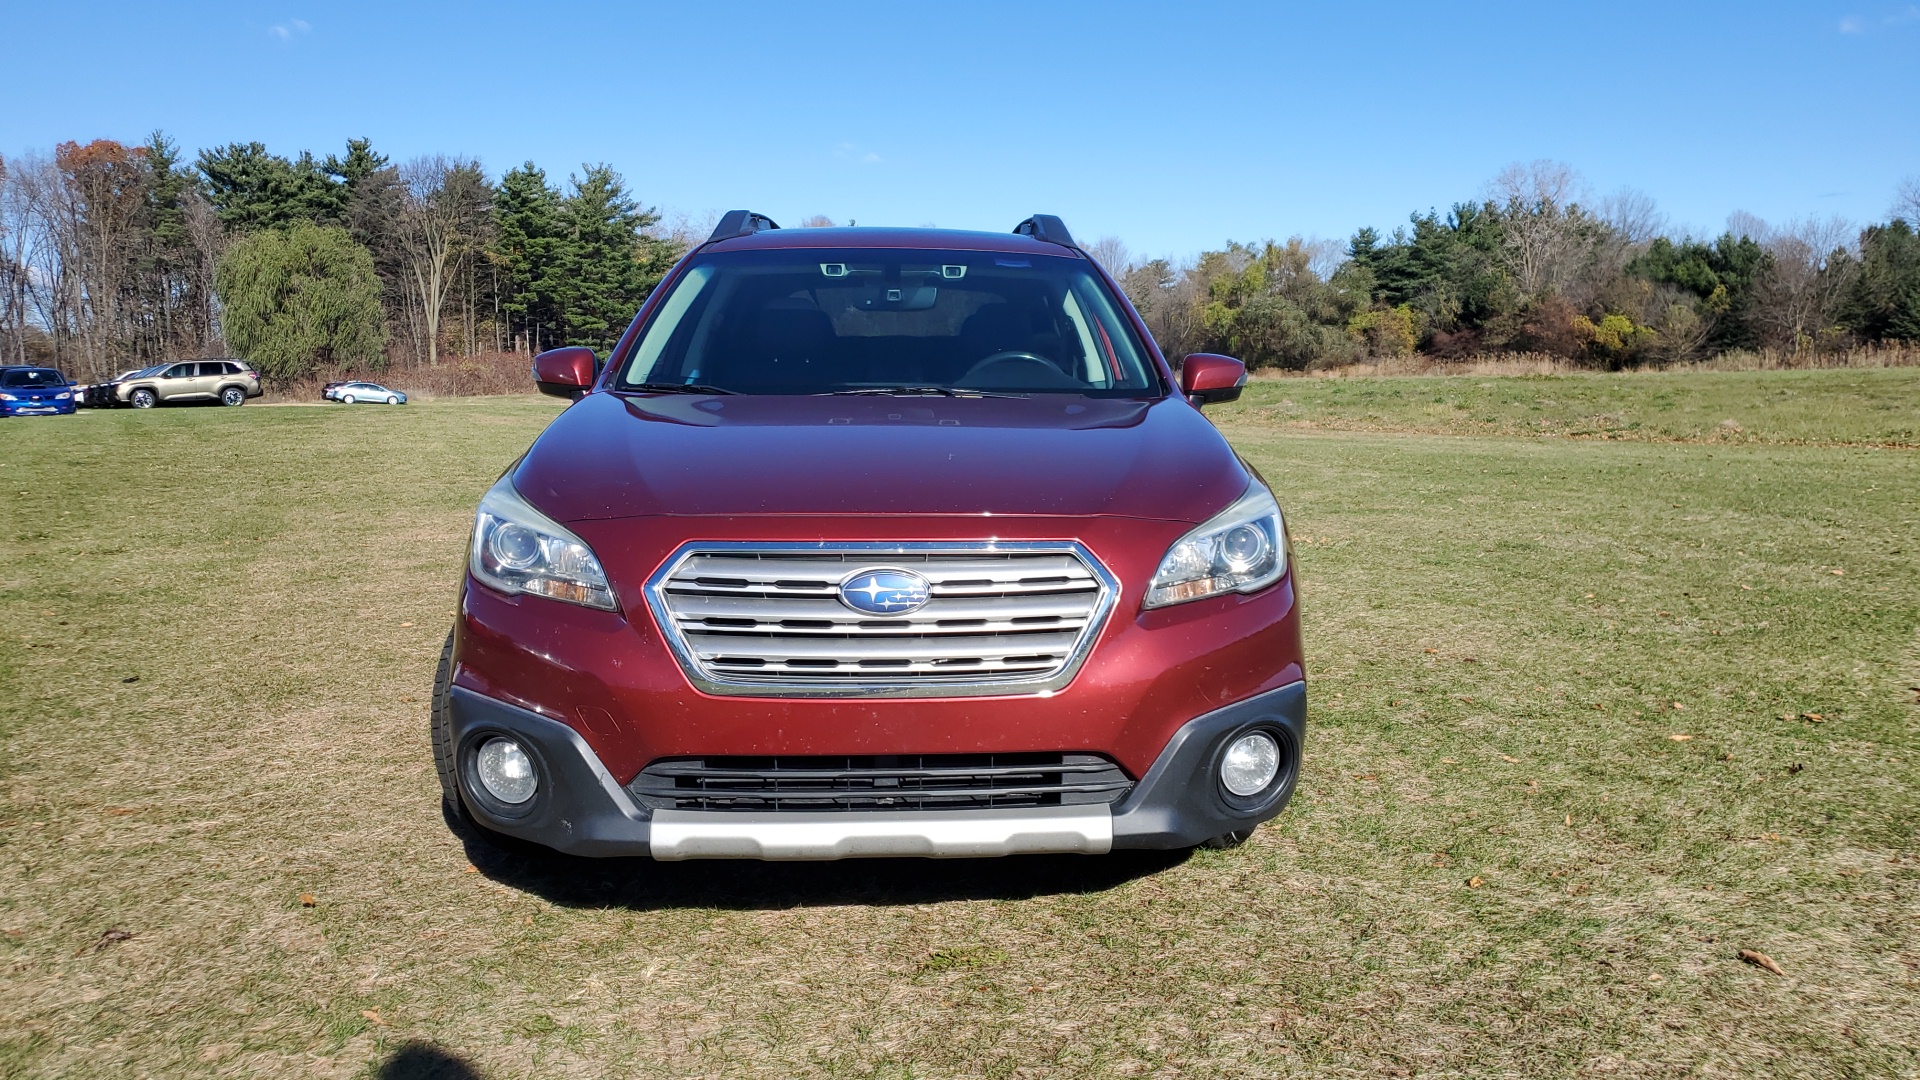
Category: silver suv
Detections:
[{"x1": 114, "y1": 360, "x2": 263, "y2": 408}]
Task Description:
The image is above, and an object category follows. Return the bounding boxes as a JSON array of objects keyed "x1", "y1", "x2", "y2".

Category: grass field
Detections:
[{"x1": 2, "y1": 370, "x2": 1917, "y2": 1078}]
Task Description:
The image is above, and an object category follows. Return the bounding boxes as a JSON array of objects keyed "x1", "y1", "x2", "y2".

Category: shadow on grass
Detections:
[
  {"x1": 374, "y1": 1040, "x2": 483, "y2": 1079},
  {"x1": 446, "y1": 803, "x2": 1189, "y2": 910}
]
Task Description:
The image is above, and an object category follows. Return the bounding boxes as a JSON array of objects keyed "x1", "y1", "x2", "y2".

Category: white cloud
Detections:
[
  {"x1": 1839, "y1": 14, "x2": 1865, "y2": 32},
  {"x1": 269, "y1": 19, "x2": 312, "y2": 41},
  {"x1": 833, "y1": 142, "x2": 883, "y2": 165}
]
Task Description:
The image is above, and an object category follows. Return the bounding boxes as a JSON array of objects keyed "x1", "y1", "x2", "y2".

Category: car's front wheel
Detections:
[
  {"x1": 386, "y1": 395, "x2": 399, "y2": 405},
  {"x1": 342, "y1": 394, "x2": 356, "y2": 404},
  {"x1": 221, "y1": 386, "x2": 246, "y2": 407},
  {"x1": 129, "y1": 388, "x2": 156, "y2": 409}
]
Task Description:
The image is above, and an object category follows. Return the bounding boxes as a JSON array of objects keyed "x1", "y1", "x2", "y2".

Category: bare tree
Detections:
[
  {"x1": 1086, "y1": 236, "x2": 1134, "y2": 277},
  {"x1": 1726, "y1": 210, "x2": 1769, "y2": 241},
  {"x1": 1753, "y1": 216, "x2": 1857, "y2": 351},
  {"x1": 1489, "y1": 160, "x2": 1594, "y2": 296},
  {"x1": 8, "y1": 156, "x2": 72, "y2": 366},
  {"x1": 51, "y1": 141, "x2": 150, "y2": 378},
  {"x1": 1598, "y1": 187, "x2": 1667, "y2": 246},
  {"x1": 797, "y1": 214, "x2": 836, "y2": 228},
  {"x1": 180, "y1": 190, "x2": 226, "y2": 352},
  {"x1": 0, "y1": 154, "x2": 23, "y2": 363},
  {"x1": 648, "y1": 208, "x2": 721, "y2": 259},
  {"x1": 1301, "y1": 237, "x2": 1345, "y2": 281},
  {"x1": 1893, "y1": 175, "x2": 1920, "y2": 224},
  {"x1": 398, "y1": 156, "x2": 490, "y2": 366}
]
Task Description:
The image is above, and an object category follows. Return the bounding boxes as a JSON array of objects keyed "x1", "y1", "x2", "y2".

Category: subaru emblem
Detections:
[{"x1": 838, "y1": 568, "x2": 931, "y2": 616}]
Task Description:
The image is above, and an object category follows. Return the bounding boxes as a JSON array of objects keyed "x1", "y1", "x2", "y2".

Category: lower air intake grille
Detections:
[{"x1": 629, "y1": 753, "x2": 1133, "y2": 812}]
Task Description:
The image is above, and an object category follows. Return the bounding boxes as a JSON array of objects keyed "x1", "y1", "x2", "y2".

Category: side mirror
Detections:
[
  {"x1": 533, "y1": 346, "x2": 598, "y2": 399},
  {"x1": 1179, "y1": 353, "x2": 1246, "y2": 407}
]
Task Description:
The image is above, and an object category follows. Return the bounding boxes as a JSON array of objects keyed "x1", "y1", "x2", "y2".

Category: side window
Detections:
[
  {"x1": 165, "y1": 363, "x2": 194, "y2": 378},
  {"x1": 198, "y1": 362, "x2": 226, "y2": 377}
]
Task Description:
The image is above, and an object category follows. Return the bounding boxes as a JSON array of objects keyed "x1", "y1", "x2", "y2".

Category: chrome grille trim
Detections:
[{"x1": 643, "y1": 541, "x2": 1119, "y2": 698}]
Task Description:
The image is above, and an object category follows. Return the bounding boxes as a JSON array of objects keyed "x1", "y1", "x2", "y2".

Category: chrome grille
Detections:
[{"x1": 645, "y1": 542, "x2": 1117, "y2": 697}]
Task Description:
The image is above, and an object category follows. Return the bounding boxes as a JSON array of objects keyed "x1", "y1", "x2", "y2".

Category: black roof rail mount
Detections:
[
  {"x1": 708, "y1": 210, "x2": 781, "y2": 243},
  {"x1": 1013, "y1": 214, "x2": 1076, "y2": 248}
]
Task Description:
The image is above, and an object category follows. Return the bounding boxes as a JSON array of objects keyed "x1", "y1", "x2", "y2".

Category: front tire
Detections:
[
  {"x1": 342, "y1": 394, "x2": 356, "y2": 405},
  {"x1": 130, "y1": 388, "x2": 156, "y2": 409},
  {"x1": 1201, "y1": 828, "x2": 1254, "y2": 850},
  {"x1": 221, "y1": 386, "x2": 246, "y2": 407},
  {"x1": 386, "y1": 395, "x2": 399, "y2": 405}
]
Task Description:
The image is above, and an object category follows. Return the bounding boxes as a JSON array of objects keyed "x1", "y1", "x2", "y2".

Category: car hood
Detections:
[{"x1": 512, "y1": 392, "x2": 1250, "y2": 524}]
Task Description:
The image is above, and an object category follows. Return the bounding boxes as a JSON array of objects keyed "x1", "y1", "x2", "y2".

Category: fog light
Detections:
[
  {"x1": 1220, "y1": 731, "x2": 1281, "y2": 797},
  {"x1": 476, "y1": 737, "x2": 537, "y2": 804}
]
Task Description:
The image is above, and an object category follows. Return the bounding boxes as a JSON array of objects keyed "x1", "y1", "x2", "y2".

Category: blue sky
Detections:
[{"x1": 4, "y1": 1, "x2": 1917, "y2": 257}]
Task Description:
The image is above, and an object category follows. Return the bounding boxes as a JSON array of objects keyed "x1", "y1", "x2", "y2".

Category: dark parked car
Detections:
[
  {"x1": 434, "y1": 213, "x2": 1301, "y2": 861},
  {"x1": 0, "y1": 366, "x2": 77, "y2": 416}
]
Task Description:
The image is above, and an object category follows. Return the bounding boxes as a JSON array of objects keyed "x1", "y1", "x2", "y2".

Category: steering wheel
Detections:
[{"x1": 959, "y1": 351, "x2": 1062, "y2": 383}]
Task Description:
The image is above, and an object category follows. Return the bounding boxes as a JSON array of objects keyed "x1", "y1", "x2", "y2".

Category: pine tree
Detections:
[
  {"x1": 196, "y1": 142, "x2": 340, "y2": 232},
  {"x1": 490, "y1": 163, "x2": 564, "y2": 352},
  {"x1": 554, "y1": 164, "x2": 671, "y2": 353}
]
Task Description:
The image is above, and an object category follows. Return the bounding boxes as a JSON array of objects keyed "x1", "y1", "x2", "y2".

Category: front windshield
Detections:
[
  {"x1": 616, "y1": 247, "x2": 1159, "y2": 396},
  {"x1": 2, "y1": 368, "x2": 67, "y2": 388}
]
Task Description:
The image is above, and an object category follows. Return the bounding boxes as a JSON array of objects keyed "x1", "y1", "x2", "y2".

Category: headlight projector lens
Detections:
[
  {"x1": 487, "y1": 522, "x2": 543, "y2": 570},
  {"x1": 1220, "y1": 731, "x2": 1281, "y2": 797},
  {"x1": 476, "y1": 737, "x2": 537, "y2": 804}
]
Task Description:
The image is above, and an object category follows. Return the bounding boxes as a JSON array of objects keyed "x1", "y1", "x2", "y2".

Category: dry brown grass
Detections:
[
  {"x1": 2, "y1": 383, "x2": 1916, "y2": 1077},
  {"x1": 1276, "y1": 342, "x2": 1920, "y2": 380},
  {"x1": 265, "y1": 351, "x2": 537, "y2": 403}
]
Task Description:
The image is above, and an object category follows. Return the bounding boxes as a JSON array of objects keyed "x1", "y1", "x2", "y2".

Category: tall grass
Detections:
[{"x1": 1275, "y1": 342, "x2": 1920, "y2": 380}]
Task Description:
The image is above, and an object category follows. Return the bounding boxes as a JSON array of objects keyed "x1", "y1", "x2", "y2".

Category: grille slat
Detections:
[
  {"x1": 629, "y1": 753, "x2": 1134, "y2": 812},
  {"x1": 667, "y1": 592, "x2": 1095, "y2": 632},
  {"x1": 647, "y1": 544, "x2": 1116, "y2": 696}
]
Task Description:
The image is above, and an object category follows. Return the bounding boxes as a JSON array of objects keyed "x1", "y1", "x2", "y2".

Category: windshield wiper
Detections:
[
  {"x1": 625, "y1": 382, "x2": 738, "y2": 395},
  {"x1": 824, "y1": 386, "x2": 1025, "y2": 398}
]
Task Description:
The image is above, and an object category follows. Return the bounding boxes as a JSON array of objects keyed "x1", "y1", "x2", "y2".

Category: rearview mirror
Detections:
[
  {"x1": 533, "y1": 346, "x2": 598, "y2": 399},
  {"x1": 1180, "y1": 353, "x2": 1246, "y2": 407}
]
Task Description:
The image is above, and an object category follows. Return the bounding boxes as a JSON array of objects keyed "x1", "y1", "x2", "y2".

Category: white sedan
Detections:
[{"x1": 324, "y1": 381, "x2": 407, "y2": 405}]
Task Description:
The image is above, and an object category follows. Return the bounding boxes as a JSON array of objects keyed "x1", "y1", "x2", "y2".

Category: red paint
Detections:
[
  {"x1": 458, "y1": 227, "x2": 1300, "y2": 790},
  {"x1": 533, "y1": 346, "x2": 596, "y2": 396},
  {"x1": 1179, "y1": 354, "x2": 1247, "y2": 405}
]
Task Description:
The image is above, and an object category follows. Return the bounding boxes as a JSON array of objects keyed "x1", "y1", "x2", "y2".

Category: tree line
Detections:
[
  {"x1": 0, "y1": 133, "x2": 680, "y2": 380},
  {"x1": 1102, "y1": 163, "x2": 1920, "y2": 370},
  {"x1": 3, "y1": 140, "x2": 1916, "y2": 382}
]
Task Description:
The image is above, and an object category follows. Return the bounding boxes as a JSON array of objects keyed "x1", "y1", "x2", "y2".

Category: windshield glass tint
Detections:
[
  {"x1": 617, "y1": 248, "x2": 1157, "y2": 395},
  {"x1": 2, "y1": 369, "x2": 66, "y2": 388}
]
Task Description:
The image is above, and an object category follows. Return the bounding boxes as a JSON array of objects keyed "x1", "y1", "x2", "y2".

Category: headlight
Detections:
[
  {"x1": 55, "y1": 392, "x2": 71, "y2": 400},
  {"x1": 0, "y1": 394, "x2": 15, "y2": 402},
  {"x1": 469, "y1": 475, "x2": 618, "y2": 610},
  {"x1": 1143, "y1": 481, "x2": 1288, "y2": 609}
]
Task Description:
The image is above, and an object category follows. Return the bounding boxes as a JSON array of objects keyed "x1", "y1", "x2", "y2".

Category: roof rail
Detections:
[
  {"x1": 1012, "y1": 214, "x2": 1077, "y2": 248},
  {"x1": 707, "y1": 210, "x2": 781, "y2": 243}
]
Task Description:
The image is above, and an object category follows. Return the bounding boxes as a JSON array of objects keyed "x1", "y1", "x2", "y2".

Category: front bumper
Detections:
[
  {"x1": 1, "y1": 400, "x2": 75, "y2": 415},
  {"x1": 445, "y1": 681, "x2": 1305, "y2": 859}
]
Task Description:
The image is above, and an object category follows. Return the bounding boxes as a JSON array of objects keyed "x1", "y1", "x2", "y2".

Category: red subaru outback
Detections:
[{"x1": 433, "y1": 213, "x2": 1305, "y2": 860}]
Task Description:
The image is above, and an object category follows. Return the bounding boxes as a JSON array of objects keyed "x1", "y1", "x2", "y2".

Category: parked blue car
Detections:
[{"x1": 0, "y1": 366, "x2": 77, "y2": 417}]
